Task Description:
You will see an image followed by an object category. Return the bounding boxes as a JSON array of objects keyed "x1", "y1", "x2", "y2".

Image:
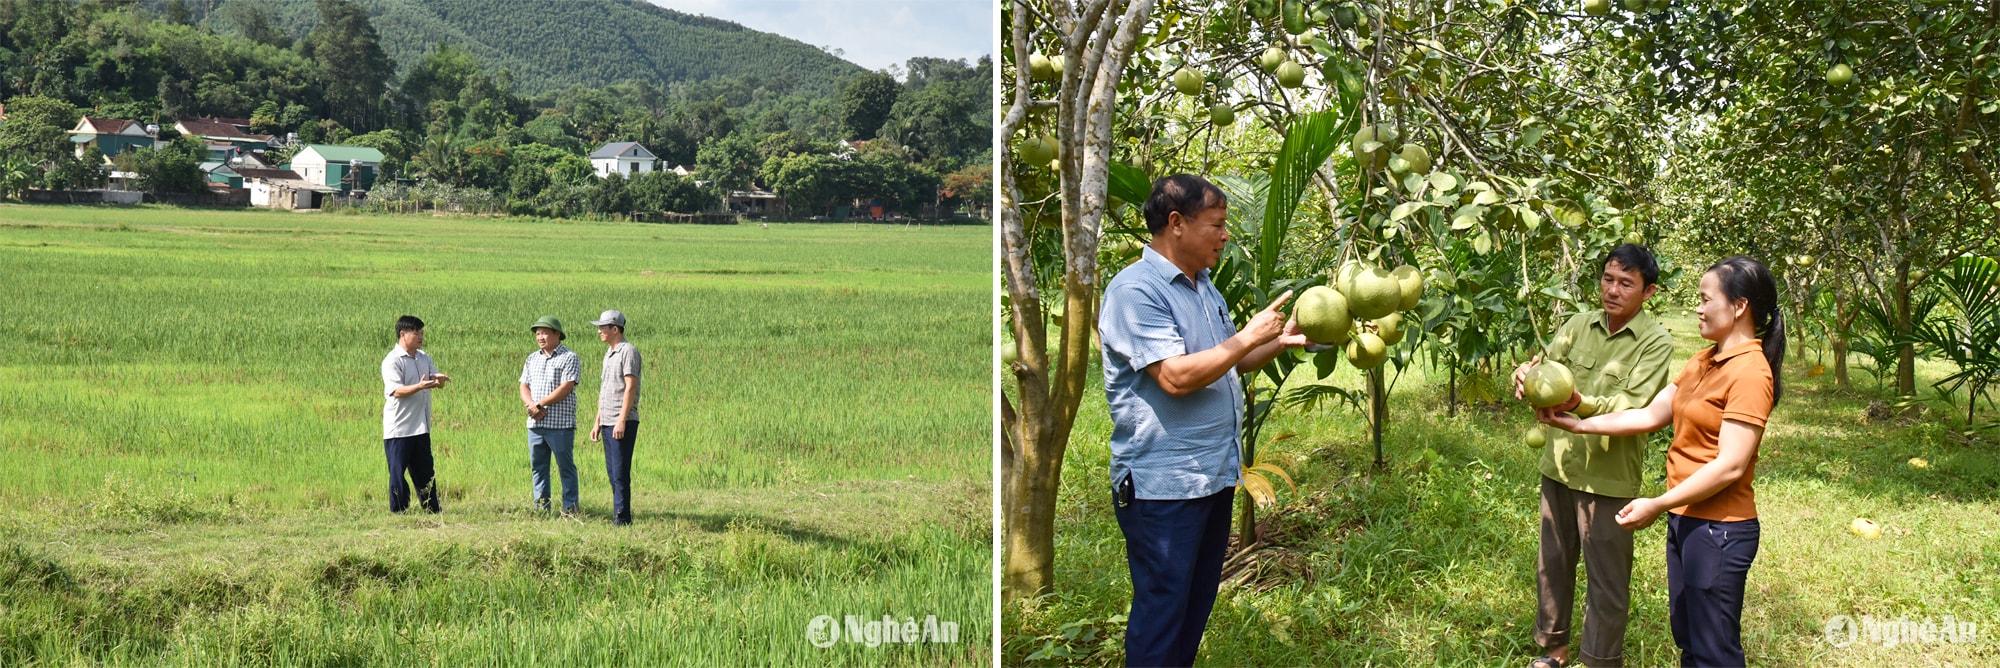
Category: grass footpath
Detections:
[
  {"x1": 1006, "y1": 313, "x2": 2000, "y2": 666},
  {"x1": 0, "y1": 204, "x2": 991, "y2": 666}
]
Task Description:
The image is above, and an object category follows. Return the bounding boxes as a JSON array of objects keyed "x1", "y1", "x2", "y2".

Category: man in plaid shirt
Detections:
[{"x1": 519, "y1": 316, "x2": 582, "y2": 514}]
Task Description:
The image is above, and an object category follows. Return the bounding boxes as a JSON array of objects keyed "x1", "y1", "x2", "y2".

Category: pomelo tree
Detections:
[
  {"x1": 1639, "y1": 1, "x2": 2000, "y2": 398},
  {"x1": 1003, "y1": 0, "x2": 1673, "y2": 602}
]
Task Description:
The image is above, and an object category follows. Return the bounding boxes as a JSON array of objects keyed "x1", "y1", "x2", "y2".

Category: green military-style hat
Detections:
[{"x1": 530, "y1": 315, "x2": 565, "y2": 339}]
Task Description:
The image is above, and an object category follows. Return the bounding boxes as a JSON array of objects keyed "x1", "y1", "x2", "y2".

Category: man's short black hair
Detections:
[
  {"x1": 396, "y1": 315, "x2": 425, "y2": 335},
  {"x1": 1601, "y1": 244, "x2": 1660, "y2": 287},
  {"x1": 1142, "y1": 174, "x2": 1228, "y2": 235}
]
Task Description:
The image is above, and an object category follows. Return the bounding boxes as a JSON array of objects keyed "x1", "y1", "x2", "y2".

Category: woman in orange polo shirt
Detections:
[{"x1": 1539, "y1": 255, "x2": 1783, "y2": 667}]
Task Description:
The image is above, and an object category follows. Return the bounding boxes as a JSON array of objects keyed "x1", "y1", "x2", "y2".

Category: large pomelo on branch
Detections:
[
  {"x1": 1374, "y1": 312, "x2": 1405, "y2": 345},
  {"x1": 1258, "y1": 47, "x2": 1286, "y2": 73},
  {"x1": 1210, "y1": 104, "x2": 1236, "y2": 126},
  {"x1": 1523, "y1": 361, "x2": 1576, "y2": 409},
  {"x1": 1345, "y1": 266, "x2": 1403, "y2": 320},
  {"x1": 1346, "y1": 331, "x2": 1386, "y2": 369},
  {"x1": 1029, "y1": 54, "x2": 1055, "y2": 80},
  {"x1": 1016, "y1": 135, "x2": 1056, "y2": 166},
  {"x1": 1350, "y1": 124, "x2": 1400, "y2": 170},
  {"x1": 1827, "y1": 63, "x2": 1855, "y2": 87},
  {"x1": 1276, "y1": 60, "x2": 1306, "y2": 88},
  {"x1": 1399, "y1": 144, "x2": 1432, "y2": 175},
  {"x1": 1174, "y1": 68, "x2": 1204, "y2": 96},
  {"x1": 1391, "y1": 264, "x2": 1424, "y2": 311},
  {"x1": 1296, "y1": 286, "x2": 1354, "y2": 345}
]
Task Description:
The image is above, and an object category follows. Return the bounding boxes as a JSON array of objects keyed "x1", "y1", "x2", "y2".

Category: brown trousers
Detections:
[{"x1": 1536, "y1": 475, "x2": 1634, "y2": 668}]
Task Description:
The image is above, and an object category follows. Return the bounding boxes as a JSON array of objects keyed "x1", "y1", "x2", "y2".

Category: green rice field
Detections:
[{"x1": 0, "y1": 204, "x2": 992, "y2": 666}]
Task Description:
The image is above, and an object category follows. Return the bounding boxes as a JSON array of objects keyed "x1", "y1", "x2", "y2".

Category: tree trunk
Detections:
[
  {"x1": 1833, "y1": 287, "x2": 1854, "y2": 388},
  {"x1": 1895, "y1": 263, "x2": 1916, "y2": 397},
  {"x1": 999, "y1": 0, "x2": 1158, "y2": 604},
  {"x1": 1448, "y1": 359, "x2": 1458, "y2": 417},
  {"x1": 1370, "y1": 368, "x2": 1386, "y2": 468}
]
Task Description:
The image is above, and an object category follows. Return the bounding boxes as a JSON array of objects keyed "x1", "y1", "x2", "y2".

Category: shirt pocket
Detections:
[
  {"x1": 1563, "y1": 349, "x2": 1598, "y2": 380},
  {"x1": 1599, "y1": 364, "x2": 1628, "y2": 393}
]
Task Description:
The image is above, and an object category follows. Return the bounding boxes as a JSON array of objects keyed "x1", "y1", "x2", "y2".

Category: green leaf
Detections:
[
  {"x1": 1427, "y1": 171, "x2": 1458, "y2": 192},
  {"x1": 1390, "y1": 200, "x2": 1428, "y2": 221},
  {"x1": 1473, "y1": 190, "x2": 1503, "y2": 205},
  {"x1": 1472, "y1": 228, "x2": 1492, "y2": 254},
  {"x1": 1108, "y1": 161, "x2": 1151, "y2": 210}
]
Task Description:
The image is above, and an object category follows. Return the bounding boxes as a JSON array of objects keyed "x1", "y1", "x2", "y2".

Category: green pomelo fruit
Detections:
[
  {"x1": 1029, "y1": 54, "x2": 1055, "y2": 80},
  {"x1": 1296, "y1": 286, "x2": 1353, "y2": 344},
  {"x1": 1174, "y1": 68, "x2": 1204, "y2": 96},
  {"x1": 1210, "y1": 104, "x2": 1236, "y2": 126},
  {"x1": 1391, "y1": 264, "x2": 1424, "y2": 311},
  {"x1": 1375, "y1": 312, "x2": 1405, "y2": 346},
  {"x1": 1276, "y1": 60, "x2": 1306, "y2": 88},
  {"x1": 1524, "y1": 361, "x2": 1576, "y2": 409},
  {"x1": 1399, "y1": 144, "x2": 1432, "y2": 174},
  {"x1": 1347, "y1": 331, "x2": 1387, "y2": 369},
  {"x1": 1346, "y1": 266, "x2": 1403, "y2": 319},
  {"x1": 1258, "y1": 47, "x2": 1286, "y2": 73}
]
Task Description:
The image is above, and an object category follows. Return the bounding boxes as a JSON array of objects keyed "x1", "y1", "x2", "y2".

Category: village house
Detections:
[
  {"x1": 287, "y1": 144, "x2": 384, "y2": 193},
  {"x1": 589, "y1": 142, "x2": 657, "y2": 178},
  {"x1": 238, "y1": 168, "x2": 336, "y2": 210},
  {"x1": 68, "y1": 117, "x2": 159, "y2": 157},
  {"x1": 174, "y1": 119, "x2": 272, "y2": 152}
]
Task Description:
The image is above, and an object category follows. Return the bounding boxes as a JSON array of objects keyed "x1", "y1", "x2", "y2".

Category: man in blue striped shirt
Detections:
[{"x1": 1098, "y1": 174, "x2": 1312, "y2": 667}]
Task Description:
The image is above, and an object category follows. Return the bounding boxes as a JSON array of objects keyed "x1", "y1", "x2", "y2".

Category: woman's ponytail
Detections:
[{"x1": 1708, "y1": 255, "x2": 1785, "y2": 406}]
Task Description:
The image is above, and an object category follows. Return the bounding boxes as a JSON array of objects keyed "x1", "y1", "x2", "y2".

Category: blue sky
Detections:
[{"x1": 646, "y1": 0, "x2": 992, "y2": 75}]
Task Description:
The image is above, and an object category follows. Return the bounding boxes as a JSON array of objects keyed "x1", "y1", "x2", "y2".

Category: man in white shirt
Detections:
[{"x1": 381, "y1": 315, "x2": 449, "y2": 513}]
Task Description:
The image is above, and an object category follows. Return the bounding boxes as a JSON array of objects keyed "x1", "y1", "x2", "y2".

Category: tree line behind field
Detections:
[{"x1": 0, "y1": 0, "x2": 993, "y2": 219}]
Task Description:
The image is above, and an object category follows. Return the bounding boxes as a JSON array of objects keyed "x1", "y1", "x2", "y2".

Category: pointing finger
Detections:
[{"x1": 1265, "y1": 290, "x2": 1295, "y2": 313}]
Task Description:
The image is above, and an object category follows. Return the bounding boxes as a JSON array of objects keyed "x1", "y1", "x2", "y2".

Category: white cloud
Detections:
[{"x1": 647, "y1": 0, "x2": 992, "y2": 74}]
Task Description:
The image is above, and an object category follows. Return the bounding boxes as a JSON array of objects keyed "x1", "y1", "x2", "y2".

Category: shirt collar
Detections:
[
  {"x1": 1139, "y1": 245, "x2": 1208, "y2": 287},
  {"x1": 1593, "y1": 308, "x2": 1655, "y2": 338},
  {"x1": 538, "y1": 344, "x2": 570, "y2": 358},
  {"x1": 392, "y1": 345, "x2": 418, "y2": 358},
  {"x1": 1711, "y1": 339, "x2": 1763, "y2": 363}
]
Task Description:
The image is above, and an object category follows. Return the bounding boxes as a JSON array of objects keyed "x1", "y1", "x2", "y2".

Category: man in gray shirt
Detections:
[
  {"x1": 588, "y1": 310, "x2": 642, "y2": 525},
  {"x1": 380, "y1": 315, "x2": 449, "y2": 513},
  {"x1": 519, "y1": 316, "x2": 581, "y2": 514}
]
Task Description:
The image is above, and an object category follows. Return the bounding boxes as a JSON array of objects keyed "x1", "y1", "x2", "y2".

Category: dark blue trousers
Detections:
[
  {"x1": 384, "y1": 433, "x2": 440, "y2": 513},
  {"x1": 1666, "y1": 513, "x2": 1760, "y2": 667},
  {"x1": 599, "y1": 421, "x2": 638, "y2": 524},
  {"x1": 1114, "y1": 486, "x2": 1234, "y2": 668}
]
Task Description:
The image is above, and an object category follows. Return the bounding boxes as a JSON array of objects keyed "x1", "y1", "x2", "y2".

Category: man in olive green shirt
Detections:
[{"x1": 1515, "y1": 245, "x2": 1675, "y2": 668}]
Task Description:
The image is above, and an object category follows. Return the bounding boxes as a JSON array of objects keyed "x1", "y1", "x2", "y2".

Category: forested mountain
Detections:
[{"x1": 147, "y1": 0, "x2": 865, "y2": 95}]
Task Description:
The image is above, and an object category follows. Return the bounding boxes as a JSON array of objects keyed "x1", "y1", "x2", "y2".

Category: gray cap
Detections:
[{"x1": 590, "y1": 309, "x2": 627, "y2": 328}]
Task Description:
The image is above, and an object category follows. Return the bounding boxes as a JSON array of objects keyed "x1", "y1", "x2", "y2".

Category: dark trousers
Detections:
[
  {"x1": 1536, "y1": 476, "x2": 1635, "y2": 667},
  {"x1": 385, "y1": 433, "x2": 440, "y2": 513},
  {"x1": 1115, "y1": 486, "x2": 1234, "y2": 668},
  {"x1": 599, "y1": 421, "x2": 638, "y2": 524},
  {"x1": 1666, "y1": 513, "x2": 1760, "y2": 667}
]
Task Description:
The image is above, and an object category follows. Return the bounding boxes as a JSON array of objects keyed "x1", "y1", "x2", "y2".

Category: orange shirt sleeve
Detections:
[{"x1": 1720, "y1": 361, "x2": 1775, "y2": 428}]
